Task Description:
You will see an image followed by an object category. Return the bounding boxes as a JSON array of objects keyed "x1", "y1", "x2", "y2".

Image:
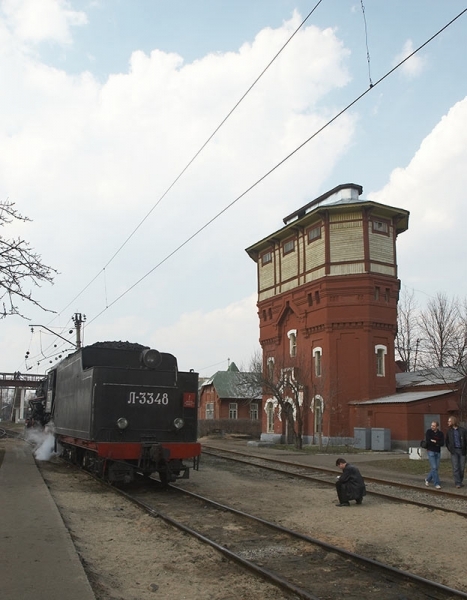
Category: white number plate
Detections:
[{"x1": 128, "y1": 392, "x2": 169, "y2": 405}]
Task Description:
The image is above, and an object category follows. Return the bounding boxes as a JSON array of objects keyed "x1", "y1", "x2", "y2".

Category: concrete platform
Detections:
[{"x1": 0, "y1": 437, "x2": 95, "y2": 600}]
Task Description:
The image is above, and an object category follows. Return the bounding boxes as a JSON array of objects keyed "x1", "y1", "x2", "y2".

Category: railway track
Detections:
[
  {"x1": 201, "y1": 445, "x2": 467, "y2": 517},
  {"x1": 24, "y1": 432, "x2": 467, "y2": 599},
  {"x1": 105, "y1": 476, "x2": 467, "y2": 600}
]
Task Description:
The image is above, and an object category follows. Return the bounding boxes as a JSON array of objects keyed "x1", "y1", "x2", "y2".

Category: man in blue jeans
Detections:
[
  {"x1": 424, "y1": 421, "x2": 444, "y2": 489},
  {"x1": 445, "y1": 416, "x2": 467, "y2": 488}
]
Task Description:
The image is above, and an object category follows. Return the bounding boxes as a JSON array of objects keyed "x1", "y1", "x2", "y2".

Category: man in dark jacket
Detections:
[
  {"x1": 335, "y1": 458, "x2": 366, "y2": 507},
  {"x1": 445, "y1": 416, "x2": 467, "y2": 488}
]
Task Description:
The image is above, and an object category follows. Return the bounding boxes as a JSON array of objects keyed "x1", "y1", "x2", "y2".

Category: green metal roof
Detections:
[{"x1": 202, "y1": 369, "x2": 262, "y2": 400}]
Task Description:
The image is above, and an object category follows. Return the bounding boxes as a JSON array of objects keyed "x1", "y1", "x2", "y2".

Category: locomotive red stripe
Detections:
[{"x1": 57, "y1": 436, "x2": 201, "y2": 460}]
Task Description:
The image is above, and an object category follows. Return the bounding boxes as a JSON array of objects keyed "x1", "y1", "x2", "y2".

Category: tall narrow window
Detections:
[
  {"x1": 313, "y1": 397, "x2": 323, "y2": 434},
  {"x1": 266, "y1": 402, "x2": 274, "y2": 433},
  {"x1": 313, "y1": 347, "x2": 322, "y2": 377},
  {"x1": 375, "y1": 345, "x2": 387, "y2": 377},
  {"x1": 287, "y1": 330, "x2": 297, "y2": 357},
  {"x1": 205, "y1": 403, "x2": 214, "y2": 419},
  {"x1": 250, "y1": 403, "x2": 259, "y2": 420},
  {"x1": 374, "y1": 286, "x2": 380, "y2": 300},
  {"x1": 267, "y1": 357, "x2": 275, "y2": 380},
  {"x1": 229, "y1": 403, "x2": 238, "y2": 419}
]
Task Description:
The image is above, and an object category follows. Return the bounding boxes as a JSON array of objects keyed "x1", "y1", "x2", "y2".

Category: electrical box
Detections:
[
  {"x1": 354, "y1": 427, "x2": 371, "y2": 450},
  {"x1": 371, "y1": 428, "x2": 391, "y2": 451}
]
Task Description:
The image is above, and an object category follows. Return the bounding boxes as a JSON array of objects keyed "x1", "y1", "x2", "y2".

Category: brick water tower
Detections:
[{"x1": 245, "y1": 183, "x2": 409, "y2": 443}]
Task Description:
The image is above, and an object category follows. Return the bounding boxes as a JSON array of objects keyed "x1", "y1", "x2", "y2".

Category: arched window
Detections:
[
  {"x1": 267, "y1": 357, "x2": 275, "y2": 380},
  {"x1": 313, "y1": 347, "x2": 322, "y2": 377},
  {"x1": 375, "y1": 344, "x2": 387, "y2": 377},
  {"x1": 287, "y1": 329, "x2": 297, "y2": 357},
  {"x1": 266, "y1": 401, "x2": 275, "y2": 433}
]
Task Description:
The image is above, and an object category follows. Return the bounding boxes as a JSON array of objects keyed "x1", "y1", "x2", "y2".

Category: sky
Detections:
[{"x1": 1, "y1": 0, "x2": 467, "y2": 377}]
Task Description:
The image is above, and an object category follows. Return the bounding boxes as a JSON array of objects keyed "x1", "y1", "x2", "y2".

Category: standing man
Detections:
[
  {"x1": 424, "y1": 421, "x2": 444, "y2": 489},
  {"x1": 335, "y1": 458, "x2": 366, "y2": 507},
  {"x1": 445, "y1": 416, "x2": 467, "y2": 488}
]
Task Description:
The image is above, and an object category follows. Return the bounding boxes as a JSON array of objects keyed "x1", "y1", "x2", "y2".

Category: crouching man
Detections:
[{"x1": 335, "y1": 457, "x2": 366, "y2": 507}]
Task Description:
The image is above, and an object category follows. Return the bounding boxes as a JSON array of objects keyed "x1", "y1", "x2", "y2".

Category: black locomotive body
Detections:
[{"x1": 34, "y1": 342, "x2": 200, "y2": 484}]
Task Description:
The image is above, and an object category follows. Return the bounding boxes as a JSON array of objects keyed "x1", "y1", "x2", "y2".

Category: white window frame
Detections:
[
  {"x1": 313, "y1": 347, "x2": 322, "y2": 377},
  {"x1": 287, "y1": 329, "x2": 297, "y2": 357},
  {"x1": 229, "y1": 402, "x2": 238, "y2": 419},
  {"x1": 266, "y1": 401, "x2": 275, "y2": 433},
  {"x1": 205, "y1": 402, "x2": 214, "y2": 419},
  {"x1": 267, "y1": 356, "x2": 275, "y2": 380},
  {"x1": 375, "y1": 344, "x2": 387, "y2": 377}
]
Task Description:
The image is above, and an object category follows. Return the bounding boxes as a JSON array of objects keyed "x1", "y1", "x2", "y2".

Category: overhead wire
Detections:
[
  {"x1": 85, "y1": 7, "x2": 467, "y2": 328},
  {"x1": 48, "y1": 0, "x2": 325, "y2": 325}
]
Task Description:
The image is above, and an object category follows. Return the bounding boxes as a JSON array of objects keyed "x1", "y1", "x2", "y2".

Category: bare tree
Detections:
[
  {"x1": 248, "y1": 349, "x2": 311, "y2": 450},
  {"x1": 417, "y1": 292, "x2": 463, "y2": 368},
  {"x1": 396, "y1": 287, "x2": 420, "y2": 371},
  {"x1": 0, "y1": 199, "x2": 57, "y2": 318}
]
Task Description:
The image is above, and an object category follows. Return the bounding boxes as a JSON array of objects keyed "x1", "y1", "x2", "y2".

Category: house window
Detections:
[
  {"x1": 385, "y1": 288, "x2": 390, "y2": 302},
  {"x1": 313, "y1": 347, "x2": 322, "y2": 377},
  {"x1": 375, "y1": 345, "x2": 387, "y2": 377},
  {"x1": 266, "y1": 401, "x2": 274, "y2": 433},
  {"x1": 287, "y1": 330, "x2": 297, "y2": 357},
  {"x1": 307, "y1": 224, "x2": 321, "y2": 243},
  {"x1": 229, "y1": 403, "x2": 238, "y2": 419},
  {"x1": 307, "y1": 293, "x2": 313, "y2": 306},
  {"x1": 283, "y1": 239, "x2": 295, "y2": 255},
  {"x1": 374, "y1": 286, "x2": 380, "y2": 300},
  {"x1": 205, "y1": 403, "x2": 214, "y2": 419},
  {"x1": 315, "y1": 291, "x2": 320, "y2": 304},
  {"x1": 261, "y1": 251, "x2": 272, "y2": 265},
  {"x1": 250, "y1": 403, "x2": 259, "y2": 420},
  {"x1": 372, "y1": 219, "x2": 389, "y2": 235}
]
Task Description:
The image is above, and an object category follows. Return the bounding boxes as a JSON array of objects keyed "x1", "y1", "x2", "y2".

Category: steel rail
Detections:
[
  {"x1": 169, "y1": 484, "x2": 467, "y2": 600},
  {"x1": 43, "y1": 443, "x2": 467, "y2": 600},
  {"x1": 202, "y1": 444, "x2": 467, "y2": 498},
  {"x1": 112, "y1": 486, "x2": 321, "y2": 600},
  {"x1": 202, "y1": 447, "x2": 467, "y2": 518}
]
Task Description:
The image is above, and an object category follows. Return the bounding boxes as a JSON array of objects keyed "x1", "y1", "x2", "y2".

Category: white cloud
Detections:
[
  {"x1": 0, "y1": 10, "x2": 357, "y2": 373},
  {"x1": 1, "y1": 0, "x2": 87, "y2": 44},
  {"x1": 369, "y1": 96, "x2": 467, "y2": 300},
  {"x1": 392, "y1": 39, "x2": 426, "y2": 78}
]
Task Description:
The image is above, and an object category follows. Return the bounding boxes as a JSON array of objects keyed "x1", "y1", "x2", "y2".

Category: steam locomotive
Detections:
[{"x1": 28, "y1": 341, "x2": 200, "y2": 484}]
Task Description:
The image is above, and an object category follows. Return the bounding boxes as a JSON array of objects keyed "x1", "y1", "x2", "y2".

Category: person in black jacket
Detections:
[
  {"x1": 424, "y1": 421, "x2": 444, "y2": 489},
  {"x1": 445, "y1": 416, "x2": 467, "y2": 488},
  {"x1": 335, "y1": 458, "x2": 366, "y2": 507}
]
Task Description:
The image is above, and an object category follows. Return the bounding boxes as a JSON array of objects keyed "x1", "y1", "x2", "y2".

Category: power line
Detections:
[
  {"x1": 48, "y1": 0, "x2": 325, "y2": 325},
  {"x1": 86, "y1": 7, "x2": 467, "y2": 327}
]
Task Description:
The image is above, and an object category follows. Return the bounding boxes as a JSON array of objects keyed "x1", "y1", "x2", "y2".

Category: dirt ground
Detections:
[{"x1": 34, "y1": 444, "x2": 467, "y2": 600}]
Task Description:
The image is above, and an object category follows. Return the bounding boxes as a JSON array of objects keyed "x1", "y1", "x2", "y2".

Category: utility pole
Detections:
[{"x1": 72, "y1": 313, "x2": 86, "y2": 349}]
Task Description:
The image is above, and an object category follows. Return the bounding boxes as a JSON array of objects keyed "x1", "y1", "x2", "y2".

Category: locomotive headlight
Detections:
[
  {"x1": 117, "y1": 417, "x2": 129, "y2": 430},
  {"x1": 173, "y1": 418, "x2": 184, "y2": 430},
  {"x1": 141, "y1": 348, "x2": 162, "y2": 369}
]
